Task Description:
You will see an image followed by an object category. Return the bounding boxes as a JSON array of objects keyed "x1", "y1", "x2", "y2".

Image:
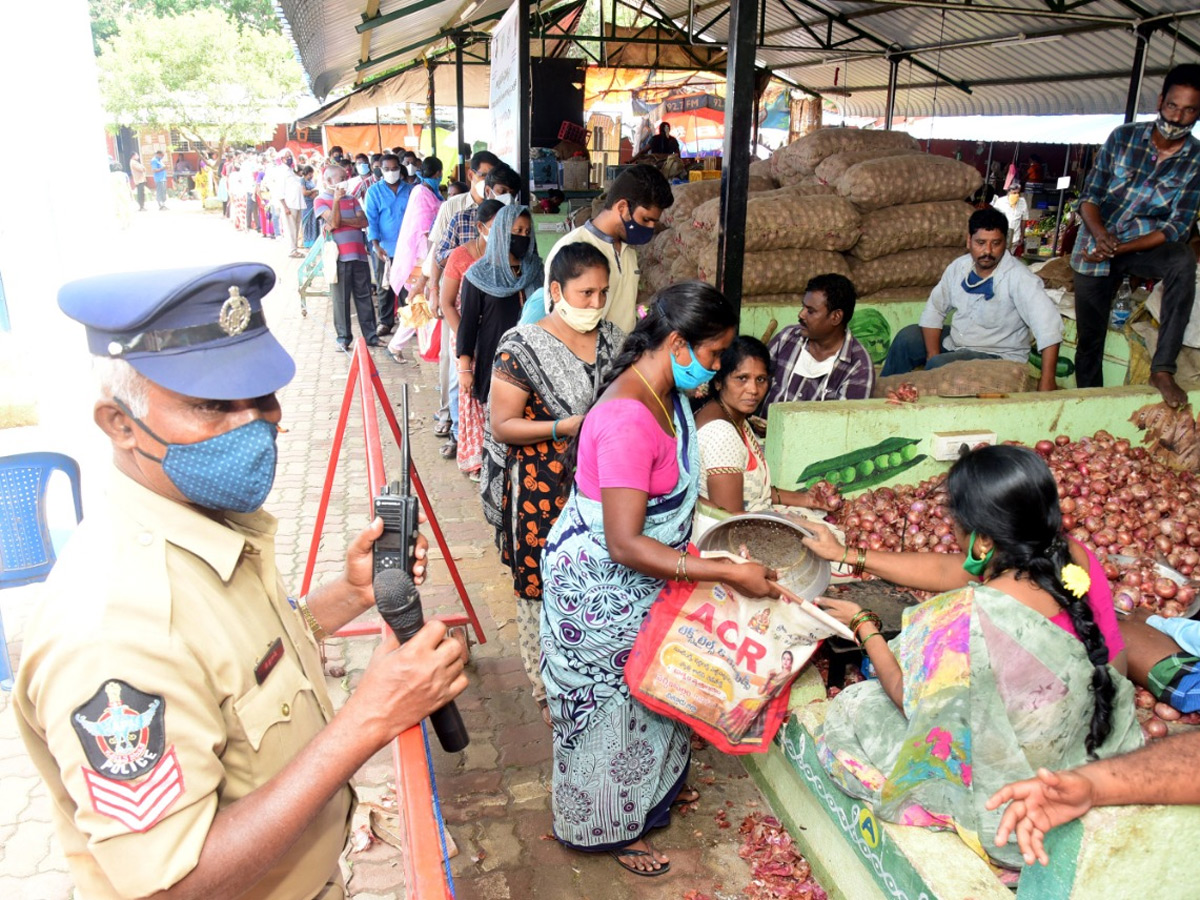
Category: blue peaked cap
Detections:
[{"x1": 58, "y1": 263, "x2": 295, "y2": 400}]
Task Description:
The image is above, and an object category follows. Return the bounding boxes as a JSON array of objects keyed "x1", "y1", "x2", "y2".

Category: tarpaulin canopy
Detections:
[{"x1": 296, "y1": 64, "x2": 493, "y2": 128}]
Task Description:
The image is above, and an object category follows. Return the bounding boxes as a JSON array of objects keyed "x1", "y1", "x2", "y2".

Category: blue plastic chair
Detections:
[{"x1": 0, "y1": 452, "x2": 83, "y2": 690}]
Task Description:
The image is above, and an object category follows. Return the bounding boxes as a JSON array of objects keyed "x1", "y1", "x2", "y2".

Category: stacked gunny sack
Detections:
[{"x1": 638, "y1": 127, "x2": 984, "y2": 305}]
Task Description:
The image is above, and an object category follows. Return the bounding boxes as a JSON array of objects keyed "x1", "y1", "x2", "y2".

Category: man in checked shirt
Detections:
[{"x1": 1073, "y1": 64, "x2": 1200, "y2": 408}]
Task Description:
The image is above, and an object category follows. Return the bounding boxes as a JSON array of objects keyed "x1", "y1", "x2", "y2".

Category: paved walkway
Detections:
[{"x1": 0, "y1": 201, "x2": 782, "y2": 900}]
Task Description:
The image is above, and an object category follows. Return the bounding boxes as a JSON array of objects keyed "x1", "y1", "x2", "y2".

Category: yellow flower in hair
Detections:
[{"x1": 1061, "y1": 563, "x2": 1090, "y2": 599}]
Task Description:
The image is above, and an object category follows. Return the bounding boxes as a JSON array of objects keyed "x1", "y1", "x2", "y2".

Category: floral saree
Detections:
[
  {"x1": 540, "y1": 393, "x2": 696, "y2": 850},
  {"x1": 817, "y1": 583, "x2": 1141, "y2": 870}
]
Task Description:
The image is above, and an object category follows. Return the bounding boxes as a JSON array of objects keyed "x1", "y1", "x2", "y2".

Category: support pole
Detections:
[
  {"x1": 1052, "y1": 143, "x2": 1072, "y2": 256},
  {"x1": 716, "y1": 0, "x2": 758, "y2": 315},
  {"x1": 455, "y1": 33, "x2": 467, "y2": 182},
  {"x1": 884, "y1": 57, "x2": 901, "y2": 130},
  {"x1": 1125, "y1": 25, "x2": 1152, "y2": 123},
  {"x1": 428, "y1": 62, "x2": 438, "y2": 158},
  {"x1": 375, "y1": 107, "x2": 384, "y2": 154},
  {"x1": 518, "y1": 0, "x2": 532, "y2": 203}
]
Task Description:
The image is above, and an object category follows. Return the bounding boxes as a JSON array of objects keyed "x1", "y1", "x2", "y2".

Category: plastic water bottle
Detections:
[{"x1": 1110, "y1": 277, "x2": 1133, "y2": 331}]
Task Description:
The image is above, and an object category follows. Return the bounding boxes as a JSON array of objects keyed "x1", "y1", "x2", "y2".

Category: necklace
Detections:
[
  {"x1": 716, "y1": 397, "x2": 765, "y2": 465},
  {"x1": 632, "y1": 366, "x2": 676, "y2": 438}
]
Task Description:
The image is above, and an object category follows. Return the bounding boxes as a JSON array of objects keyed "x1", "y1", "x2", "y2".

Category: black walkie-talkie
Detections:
[{"x1": 373, "y1": 384, "x2": 421, "y2": 575}]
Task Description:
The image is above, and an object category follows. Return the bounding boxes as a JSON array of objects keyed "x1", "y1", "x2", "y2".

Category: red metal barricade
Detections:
[{"x1": 299, "y1": 338, "x2": 486, "y2": 899}]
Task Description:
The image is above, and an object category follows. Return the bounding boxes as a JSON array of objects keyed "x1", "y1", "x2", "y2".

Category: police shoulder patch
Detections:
[{"x1": 72, "y1": 680, "x2": 166, "y2": 782}]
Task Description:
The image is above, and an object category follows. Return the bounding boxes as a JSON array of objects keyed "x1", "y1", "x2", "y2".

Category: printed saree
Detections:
[
  {"x1": 817, "y1": 583, "x2": 1142, "y2": 870},
  {"x1": 540, "y1": 394, "x2": 697, "y2": 850}
]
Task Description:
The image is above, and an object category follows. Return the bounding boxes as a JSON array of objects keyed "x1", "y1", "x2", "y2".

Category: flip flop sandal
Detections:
[
  {"x1": 434, "y1": 421, "x2": 452, "y2": 437},
  {"x1": 609, "y1": 848, "x2": 670, "y2": 877},
  {"x1": 672, "y1": 786, "x2": 700, "y2": 806}
]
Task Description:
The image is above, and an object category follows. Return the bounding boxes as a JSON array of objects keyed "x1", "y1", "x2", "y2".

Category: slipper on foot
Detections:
[{"x1": 609, "y1": 848, "x2": 670, "y2": 877}]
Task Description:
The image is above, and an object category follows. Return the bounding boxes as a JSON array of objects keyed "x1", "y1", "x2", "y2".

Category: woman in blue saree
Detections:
[{"x1": 540, "y1": 282, "x2": 778, "y2": 876}]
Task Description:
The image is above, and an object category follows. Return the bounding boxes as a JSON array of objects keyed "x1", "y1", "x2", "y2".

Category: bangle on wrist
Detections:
[
  {"x1": 839, "y1": 545, "x2": 849, "y2": 566},
  {"x1": 552, "y1": 419, "x2": 560, "y2": 441}
]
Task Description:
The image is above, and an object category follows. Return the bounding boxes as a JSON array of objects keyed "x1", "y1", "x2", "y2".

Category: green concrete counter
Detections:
[{"x1": 763, "y1": 385, "x2": 1197, "y2": 496}]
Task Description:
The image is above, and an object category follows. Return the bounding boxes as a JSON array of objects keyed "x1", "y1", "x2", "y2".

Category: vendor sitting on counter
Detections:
[
  {"x1": 881, "y1": 207, "x2": 1063, "y2": 391},
  {"x1": 762, "y1": 273, "x2": 875, "y2": 410},
  {"x1": 1072, "y1": 63, "x2": 1200, "y2": 410}
]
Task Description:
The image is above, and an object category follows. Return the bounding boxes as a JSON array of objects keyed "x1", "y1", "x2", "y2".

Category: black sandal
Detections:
[{"x1": 608, "y1": 848, "x2": 670, "y2": 877}]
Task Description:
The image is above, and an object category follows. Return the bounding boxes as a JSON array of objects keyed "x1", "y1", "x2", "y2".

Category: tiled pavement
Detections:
[{"x1": 0, "y1": 203, "x2": 776, "y2": 899}]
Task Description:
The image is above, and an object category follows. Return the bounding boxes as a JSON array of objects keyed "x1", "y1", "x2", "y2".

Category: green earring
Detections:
[{"x1": 962, "y1": 531, "x2": 994, "y2": 578}]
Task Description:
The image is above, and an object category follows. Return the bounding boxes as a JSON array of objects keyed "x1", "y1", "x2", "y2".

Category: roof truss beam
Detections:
[{"x1": 808, "y1": 65, "x2": 1171, "y2": 94}]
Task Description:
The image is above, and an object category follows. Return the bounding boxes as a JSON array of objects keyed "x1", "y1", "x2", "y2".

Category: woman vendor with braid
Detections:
[{"x1": 805, "y1": 445, "x2": 1140, "y2": 873}]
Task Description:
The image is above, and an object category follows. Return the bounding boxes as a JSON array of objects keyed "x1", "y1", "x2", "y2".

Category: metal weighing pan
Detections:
[{"x1": 696, "y1": 511, "x2": 830, "y2": 600}]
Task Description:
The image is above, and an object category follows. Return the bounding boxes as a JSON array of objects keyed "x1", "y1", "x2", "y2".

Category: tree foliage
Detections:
[
  {"x1": 96, "y1": 9, "x2": 305, "y2": 150},
  {"x1": 89, "y1": 0, "x2": 279, "y2": 55}
]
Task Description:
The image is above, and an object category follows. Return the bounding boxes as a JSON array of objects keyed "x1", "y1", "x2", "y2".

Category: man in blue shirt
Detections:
[
  {"x1": 150, "y1": 151, "x2": 168, "y2": 211},
  {"x1": 1073, "y1": 64, "x2": 1200, "y2": 408},
  {"x1": 365, "y1": 154, "x2": 413, "y2": 337}
]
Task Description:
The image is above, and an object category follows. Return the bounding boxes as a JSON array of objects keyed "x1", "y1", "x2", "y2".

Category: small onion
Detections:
[
  {"x1": 1155, "y1": 702, "x2": 1182, "y2": 722},
  {"x1": 1145, "y1": 718, "x2": 1169, "y2": 739}
]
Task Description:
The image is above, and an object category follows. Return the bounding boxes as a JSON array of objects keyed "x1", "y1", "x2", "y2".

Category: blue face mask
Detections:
[
  {"x1": 117, "y1": 400, "x2": 278, "y2": 513},
  {"x1": 671, "y1": 343, "x2": 717, "y2": 392},
  {"x1": 622, "y1": 212, "x2": 655, "y2": 246},
  {"x1": 356, "y1": 162, "x2": 371, "y2": 176}
]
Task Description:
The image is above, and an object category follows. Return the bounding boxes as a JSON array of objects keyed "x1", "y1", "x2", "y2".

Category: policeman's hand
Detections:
[
  {"x1": 349, "y1": 623, "x2": 468, "y2": 746},
  {"x1": 986, "y1": 767, "x2": 1096, "y2": 866},
  {"x1": 346, "y1": 514, "x2": 431, "y2": 610}
]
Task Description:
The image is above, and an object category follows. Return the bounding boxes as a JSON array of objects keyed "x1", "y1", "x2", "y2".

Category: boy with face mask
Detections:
[{"x1": 542, "y1": 164, "x2": 673, "y2": 334}]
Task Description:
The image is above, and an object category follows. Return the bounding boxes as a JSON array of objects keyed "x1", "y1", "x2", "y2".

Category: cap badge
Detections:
[{"x1": 219, "y1": 286, "x2": 252, "y2": 337}]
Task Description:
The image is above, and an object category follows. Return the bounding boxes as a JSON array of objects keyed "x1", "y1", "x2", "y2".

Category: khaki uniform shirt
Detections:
[
  {"x1": 15, "y1": 468, "x2": 352, "y2": 900},
  {"x1": 543, "y1": 221, "x2": 641, "y2": 334}
]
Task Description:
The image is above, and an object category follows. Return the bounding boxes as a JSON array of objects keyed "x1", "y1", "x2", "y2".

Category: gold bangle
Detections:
[
  {"x1": 297, "y1": 596, "x2": 328, "y2": 641},
  {"x1": 681, "y1": 552, "x2": 691, "y2": 582}
]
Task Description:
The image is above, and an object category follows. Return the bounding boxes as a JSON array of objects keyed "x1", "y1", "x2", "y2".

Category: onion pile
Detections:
[
  {"x1": 831, "y1": 429, "x2": 1200, "y2": 616},
  {"x1": 1135, "y1": 686, "x2": 1200, "y2": 741}
]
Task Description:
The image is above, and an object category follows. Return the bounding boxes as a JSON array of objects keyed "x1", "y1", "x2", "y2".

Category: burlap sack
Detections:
[
  {"x1": 849, "y1": 247, "x2": 963, "y2": 295},
  {"x1": 815, "y1": 149, "x2": 922, "y2": 185},
  {"x1": 659, "y1": 176, "x2": 776, "y2": 228},
  {"x1": 668, "y1": 252, "x2": 700, "y2": 284},
  {"x1": 775, "y1": 128, "x2": 920, "y2": 179},
  {"x1": 689, "y1": 191, "x2": 861, "y2": 252},
  {"x1": 850, "y1": 201, "x2": 973, "y2": 261},
  {"x1": 1031, "y1": 255, "x2": 1074, "y2": 291},
  {"x1": 697, "y1": 246, "x2": 850, "y2": 295},
  {"x1": 871, "y1": 360, "x2": 1034, "y2": 398},
  {"x1": 837, "y1": 155, "x2": 983, "y2": 211},
  {"x1": 748, "y1": 159, "x2": 776, "y2": 183},
  {"x1": 858, "y1": 284, "x2": 938, "y2": 304}
]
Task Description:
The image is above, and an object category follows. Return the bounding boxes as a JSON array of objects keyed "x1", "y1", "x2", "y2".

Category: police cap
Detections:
[{"x1": 58, "y1": 263, "x2": 295, "y2": 400}]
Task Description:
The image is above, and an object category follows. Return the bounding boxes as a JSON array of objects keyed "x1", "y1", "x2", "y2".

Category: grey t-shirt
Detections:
[{"x1": 918, "y1": 252, "x2": 1063, "y2": 361}]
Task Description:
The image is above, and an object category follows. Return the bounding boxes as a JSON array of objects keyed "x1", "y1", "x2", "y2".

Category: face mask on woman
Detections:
[
  {"x1": 555, "y1": 299, "x2": 604, "y2": 333},
  {"x1": 356, "y1": 162, "x2": 370, "y2": 176},
  {"x1": 671, "y1": 343, "x2": 717, "y2": 391},
  {"x1": 508, "y1": 234, "x2": 531, "y2": 258}
]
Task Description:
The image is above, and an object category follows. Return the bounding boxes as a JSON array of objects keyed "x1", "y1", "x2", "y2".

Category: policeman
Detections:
[{"x1": 14, "y1": 263, "x2": 467, "y2": 899}]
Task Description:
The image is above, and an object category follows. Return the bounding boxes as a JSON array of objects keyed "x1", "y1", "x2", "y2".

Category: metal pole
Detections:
[
  {"x1": 455, "y1": 34, "x2": 467, "y2": 182},
  {"x1": 1125, "y1": 25, "x2": 1152, "y2": 123},
  {"x1": 428, "y1": 63, "x2": 438, "y2": 158},
  {"x1": 884, "y1": 57, "x2": 901, "y2": 130},
  {"x1": 716, "y1": 0, "x2": 757, "y2": 315},
  {"x1": 1052, "y1": 143, "x2": 1072, "y2": 256},
  {"x1": 518, "y1": 0, "x2": 532, "y2": 203}
]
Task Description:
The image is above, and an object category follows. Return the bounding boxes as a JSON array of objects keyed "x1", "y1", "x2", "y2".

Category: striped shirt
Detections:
[
  {"x1": 764, "y1": 326, "x2": 875, "y2": 409},
  {"x1": 1072, "y1": 122, "x2": 1200, "y2": 277},
  {"x1": 314, "y1": 192, "x2": 369, "y2": 262}
]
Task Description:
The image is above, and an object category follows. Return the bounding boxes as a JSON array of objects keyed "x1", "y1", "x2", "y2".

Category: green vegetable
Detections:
[
  {"x1": 796, "y1": 436, "x2": 924, "y2": 493},
  {"x1": 848, "y1": 308, "x2": 892, "y2": 366}
]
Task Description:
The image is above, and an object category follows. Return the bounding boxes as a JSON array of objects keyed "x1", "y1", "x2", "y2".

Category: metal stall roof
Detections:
[{"x1": 281, "y1": 0, "x2": 1200, "y2": 122}]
